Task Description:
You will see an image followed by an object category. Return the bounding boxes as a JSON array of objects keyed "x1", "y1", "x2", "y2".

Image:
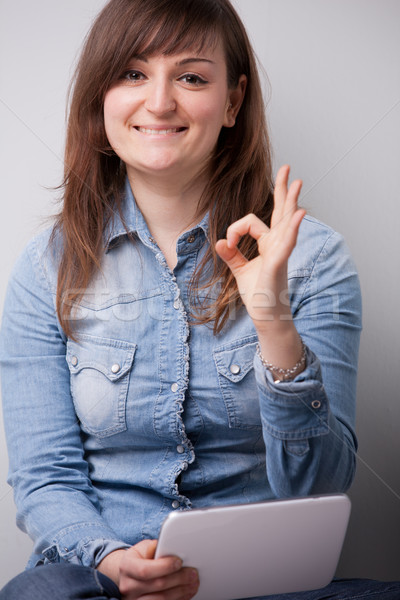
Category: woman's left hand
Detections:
[{"x1": 215, "y1": 164, "x2": 306, "y2": 331}]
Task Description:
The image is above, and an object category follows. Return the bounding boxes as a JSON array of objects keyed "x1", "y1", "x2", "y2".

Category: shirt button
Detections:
[
  {"x1": 172, "y1": 500, "x2": 180, "y2": 509},
  {"x1": 111, "y1": 364, "x2": 121, "y2": 374},
  {"x1": 176, "y1": 445, "x2": 185, "y2": 454},
  {"x1": 187, "y1": 235, "x2": 195, "y2": 243},
  {"x1": 171, "y1": 383, "x2": 179, "y2": 393},
  {"x1": 173, "y1": 299, "x2": 180, "y2": 310},
  {"x1": 182, "y1": 461, "x2": 189, "y2": 471},
  {"x1": 311, "y1": 400, "x2": 321, "y2": 409},
  {"x1": 71, "y1": 356, "x2": 78, "y2": 367},
  {"x1": 230, "y1": 364, "x2": 241, "y2": 375}
]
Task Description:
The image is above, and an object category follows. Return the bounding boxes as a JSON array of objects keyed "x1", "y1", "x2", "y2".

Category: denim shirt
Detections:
[{"x1": 0, "y1": 179, "x2": 361, "y2": 569}]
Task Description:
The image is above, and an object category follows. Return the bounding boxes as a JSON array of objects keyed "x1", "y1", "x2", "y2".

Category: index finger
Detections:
[{"x1": 226, "y1": 213, "x2": 269, "y2": 249}]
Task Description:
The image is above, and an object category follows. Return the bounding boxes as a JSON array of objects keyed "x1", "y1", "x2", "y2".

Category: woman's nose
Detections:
[{"x1": 144, "y1": 80, "x2": 176, "y2": 115}]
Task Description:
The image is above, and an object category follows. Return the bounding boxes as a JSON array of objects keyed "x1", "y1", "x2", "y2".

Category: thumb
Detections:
[{"x1": 136, "y1": 539, "x2": 158, "y2": 559}]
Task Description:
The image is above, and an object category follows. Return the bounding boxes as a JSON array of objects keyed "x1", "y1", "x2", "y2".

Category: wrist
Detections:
[
  {"x1": 97, "y1": 548, "x2": 127, "y2": 586},
  {"x1": 256, "y1": 324, "x2": 305, "y2": 380},
  {"x1": 256, "y1": 340, "x2": 306, "y2": 382}
]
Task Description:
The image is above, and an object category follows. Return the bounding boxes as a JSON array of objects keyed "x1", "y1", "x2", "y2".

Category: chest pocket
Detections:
[
  {"x1": 66, "y1": 334, "x2": 136, "y2": 438},
  {"x1": 213, "y1": 337, "x2": 261, "y2": 430}
]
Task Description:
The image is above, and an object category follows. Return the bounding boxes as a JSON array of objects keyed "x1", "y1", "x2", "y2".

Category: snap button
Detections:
[
  {"x1": 311, "y1": 400, "x2": 321, "y2": 409},
  {"x1": 71, "y1": 356, "x2": 78, "y2": 367},
  {"x1": 111, "y1": 364, "x2": 121, "y2": 374},
  {"x1": 230, "y1": 364, "x2": 241, "y2": 375},
  {"x1": 171, "y1": 383, "x2": 179, "y2": 393},
  {"x1": 187, "y1": 235, "x2": 195, "y2": 243},
  {"x1": 176, "y1": 445, "x2": 185, "y2": 454},
  {"x1": 171, "y1": 500, "x2": 180, "y2": 509}
]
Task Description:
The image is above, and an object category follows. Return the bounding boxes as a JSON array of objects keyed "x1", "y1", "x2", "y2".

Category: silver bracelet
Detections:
[{"x1": 256, "y1": 341, "x2": 306, "y2": 382}]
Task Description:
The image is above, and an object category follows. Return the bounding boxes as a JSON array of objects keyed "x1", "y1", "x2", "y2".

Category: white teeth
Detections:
[{"x1": 137, "y1": 127, "x2": 182, "y2": 135}]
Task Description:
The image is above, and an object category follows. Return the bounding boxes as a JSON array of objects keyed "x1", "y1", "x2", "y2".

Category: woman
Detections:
[{"x1": 1, "y1": 0, "x2": 399, "y2": 599}]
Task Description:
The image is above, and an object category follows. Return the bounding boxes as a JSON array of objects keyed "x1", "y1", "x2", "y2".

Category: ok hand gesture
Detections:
[{"x1": 215, "y1": 165, "x2": 306, "y2": 374}]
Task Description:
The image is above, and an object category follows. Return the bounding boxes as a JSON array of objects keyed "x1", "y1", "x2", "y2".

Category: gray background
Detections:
[{"x1": 0, "y1": 0, "x2": 399, "y2": 587}]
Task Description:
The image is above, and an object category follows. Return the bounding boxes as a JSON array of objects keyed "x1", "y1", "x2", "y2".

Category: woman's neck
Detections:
[{"x1": 127, "y1": 170, "x2": 207, "y2": 270}]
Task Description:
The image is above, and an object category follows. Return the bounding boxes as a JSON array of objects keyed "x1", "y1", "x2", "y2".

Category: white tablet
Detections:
[{"x1": 155, "y1": 494, "x2": 351, "y2": 600}]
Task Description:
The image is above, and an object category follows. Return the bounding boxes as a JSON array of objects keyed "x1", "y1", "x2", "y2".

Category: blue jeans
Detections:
[{"x1": 1, "y1": 564, "x2": 400, "y2": 600}]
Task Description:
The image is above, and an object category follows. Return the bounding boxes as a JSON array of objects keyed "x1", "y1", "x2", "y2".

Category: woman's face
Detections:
[{"x1": 104, "y1": 40, "x2": 242, "y2": 184}]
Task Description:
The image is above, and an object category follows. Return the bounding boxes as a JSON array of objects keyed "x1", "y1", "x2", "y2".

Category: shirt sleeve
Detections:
[
  {"x1": 254, "y1": 229, "x2": 362, "y2": 498},
  {"x1": 0, "y1": 238, "x2": 130, "y2": 567}
]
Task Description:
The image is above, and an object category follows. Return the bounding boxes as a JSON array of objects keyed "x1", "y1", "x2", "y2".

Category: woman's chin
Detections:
[{"x1": 127, "y1": 158, "x2": 189, "y2": 179}]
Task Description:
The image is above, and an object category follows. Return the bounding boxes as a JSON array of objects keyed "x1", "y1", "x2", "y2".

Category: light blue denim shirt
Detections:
[{"x1": 0, "y1": 179, "x2": 361, "y2": 569}]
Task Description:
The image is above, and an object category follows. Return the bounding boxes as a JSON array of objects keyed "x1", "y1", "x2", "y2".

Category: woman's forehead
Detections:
[
  {"x1": 130, "y1": 41, "x2": 225, "y2": 63},
  {"x1": 131, "y1": 21, "x2": 221, "y2": 58}
]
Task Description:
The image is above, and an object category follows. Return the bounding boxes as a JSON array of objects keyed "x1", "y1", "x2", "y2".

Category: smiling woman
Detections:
[
  {"x1": 0, "y1": 1, "x2": 399, "y2": 599},
  {"x1": 103, "y1": 47, "x2": 244, "y2": 192}
]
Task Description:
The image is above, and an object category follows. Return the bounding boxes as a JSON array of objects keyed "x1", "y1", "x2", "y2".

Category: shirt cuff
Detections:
[
  {"x1": 88, "y1": 539, "x2": 131, "y2": 568},
  {"x1": 254, "y1": 345, "x2": 330, "y2": 440},
  {"x1": 42, "y1": 523, "x2": 131, "y2": 568}
]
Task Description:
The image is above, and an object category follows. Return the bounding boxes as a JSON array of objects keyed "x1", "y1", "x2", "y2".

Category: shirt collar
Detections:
[{"x1": 105, "y1": 177, "x2": 210, "y2": 252}]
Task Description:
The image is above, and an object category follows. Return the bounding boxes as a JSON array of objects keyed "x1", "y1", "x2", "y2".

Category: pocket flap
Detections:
[
  {"x1": 66, "y1": 334, "x2": 136, "y2": 381},
  {"x1": 213, "y1": 338, "x2": 257, "y2": 383}
]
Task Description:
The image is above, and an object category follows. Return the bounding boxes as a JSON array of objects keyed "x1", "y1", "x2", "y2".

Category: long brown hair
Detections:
[{"x1": 54, "y1": 0, "x2": 274, "y2": 337}]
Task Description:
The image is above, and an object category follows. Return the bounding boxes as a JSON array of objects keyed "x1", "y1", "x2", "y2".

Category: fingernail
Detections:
[
  {"x1": 189, "y1": 568, "x2": 198, "y2": 582},
  {"x1": 174, "y1": 558, "x2": 182, "y2": 569}
]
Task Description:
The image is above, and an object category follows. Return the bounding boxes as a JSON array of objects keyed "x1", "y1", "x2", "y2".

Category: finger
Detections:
[
  {"x1": 155, "y1": 580, "x2": 200, "y2": 600},
  {"x1": 289, "y1": 208, "x2": 307, "y2": 240},
  {"x1": 225, "y1": 213, "x2": 269, "y2": 249},
  {"x1": 276, "y1": 208, "x2": 306, "y2": 256},
  {"x1": 271, "y1": 178, "x2": 303, "y2": 229},
  {"x1": 275, "y1": 164, "x2": 290, "y2": 194},
  {"x1": 140, "y1": 539, "x2": 158, "y2": 559},
  {"x1": 273, "y1": 164, "x2": 290, "y2": 220},
  {"x1": 120, "y1": 567, "x2": 199, "y2": 599},
  {"x1": 137, "y1": 580, "x2": 199, "y2": 600},
  {"x1": 215, "y1": 239, "x2": 249, "y2": 275},
  {"x1": 286, "y1": 178, "x2": 303, "y2": 209},
  {"x1": 141, "y1": 567, "x2": 199, "y2": 594},
  {"x1": 123, "y1": 546, "x2": 182, "y2": 581}
]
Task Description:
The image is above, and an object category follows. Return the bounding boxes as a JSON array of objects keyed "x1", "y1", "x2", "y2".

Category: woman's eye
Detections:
[
  {"x1": 122, "y1": 70, "x2": 145, "y2": 83},
  {"x1": 179, "y1": 73, "x2": 208, "y2": 86}
]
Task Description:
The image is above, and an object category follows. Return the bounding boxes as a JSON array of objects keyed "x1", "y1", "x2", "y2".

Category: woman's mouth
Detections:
[{"x1": 135, "y1": 126, "x2": 187, "y2": 135}]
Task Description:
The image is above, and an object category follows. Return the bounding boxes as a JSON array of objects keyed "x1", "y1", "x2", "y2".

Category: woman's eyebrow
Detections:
[
  {"x1": 128, "y1": 55, "x2": 215, "y2": 66},
  {"x1": 176, "y1": 57, "x2": 215, "y2": 66}
]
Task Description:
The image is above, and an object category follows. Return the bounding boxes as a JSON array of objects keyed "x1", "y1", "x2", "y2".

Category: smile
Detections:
[{"x1": 135, "y1": 126, "x2": 187, "y2": 135}]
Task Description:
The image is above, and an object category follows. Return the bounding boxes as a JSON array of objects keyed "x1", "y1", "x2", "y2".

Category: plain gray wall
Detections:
[{"x1": 0, "y1": 0, "x2": 399, "y2": 587}]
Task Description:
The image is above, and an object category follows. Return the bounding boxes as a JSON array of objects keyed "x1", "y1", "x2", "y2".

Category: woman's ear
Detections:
[{"x1": 224, "y1": 74, "x2": 247, "y2": 127}]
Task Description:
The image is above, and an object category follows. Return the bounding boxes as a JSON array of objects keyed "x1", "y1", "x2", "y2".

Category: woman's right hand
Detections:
[{"x1": 97, "y1": 539, "x2": 199, "y2": 600}]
